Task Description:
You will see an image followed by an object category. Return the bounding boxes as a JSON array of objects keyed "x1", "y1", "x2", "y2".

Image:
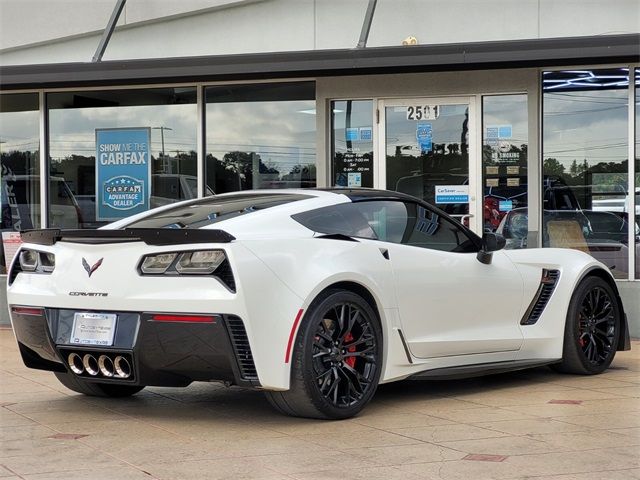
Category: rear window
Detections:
[
  {"x1": 291, "y1": 202, "x2": 377, "y2": 239},
  {"x1": 127, "y1": 193, "x2": 311, "y2": 229}
]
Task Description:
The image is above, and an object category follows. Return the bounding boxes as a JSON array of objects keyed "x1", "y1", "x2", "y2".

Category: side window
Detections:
[
  {"x1": 351, "y1": 201, "x2": 408, "y2": 243},
  {"x1": 398, "y1": 202, "x2": 478, "y2": 253},
  {"x1": 293, "y1": 200, "x2": 479, "y2": 253}
]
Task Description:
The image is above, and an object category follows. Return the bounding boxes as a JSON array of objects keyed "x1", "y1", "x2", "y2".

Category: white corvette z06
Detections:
[{"x1": 8, "y1": 189, "x2": 631, "y2": 419}]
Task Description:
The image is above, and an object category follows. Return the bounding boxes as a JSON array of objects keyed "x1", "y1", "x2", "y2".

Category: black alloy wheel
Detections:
[
  {"x1": 265, "y1": 289, "x2": 382, "y2": 419},
  {"x1": 553, "y1": 276, "x2": 620, "y2": 375},
  {"x1": 577, "y1": 286, "x2": 616, "y2": 366},
  {"x1": 311, "y1": 301, "x2": 378, "y2": 408}
]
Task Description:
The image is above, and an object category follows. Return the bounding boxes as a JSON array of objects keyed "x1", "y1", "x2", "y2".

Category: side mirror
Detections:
[{"x1": 477, "y1": 233, "x2": 506, "y2": 265}]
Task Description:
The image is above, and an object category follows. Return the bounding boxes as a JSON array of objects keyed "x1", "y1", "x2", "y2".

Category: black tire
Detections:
[
  {"x1": 552, "y1": 276, "x2": 620, "y2": 375},
  {"x1": 54, "y1": 372, "x2": 145, "y2": 397},
  {"x1": 265, "y1": 289, "x2": 382, "y2": 419}
]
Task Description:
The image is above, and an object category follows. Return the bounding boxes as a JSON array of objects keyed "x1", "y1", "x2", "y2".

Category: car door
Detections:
[{"x1": 359, "y1": 200, "x2": 525, "y2": 359}]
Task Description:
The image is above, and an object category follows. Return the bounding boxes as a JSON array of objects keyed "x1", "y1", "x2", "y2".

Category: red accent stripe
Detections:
[
  {"x1": 11, "y1": 307, "x2": 45, "y2": 316},
  {"x1": 151, "y1": 314, "x2": 216, "y2": 323},
  {"x1": 285, "y1": 309, "x2": 304, "y2": 363}
]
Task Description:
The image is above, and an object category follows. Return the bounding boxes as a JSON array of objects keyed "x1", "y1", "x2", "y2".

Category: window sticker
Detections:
[
  {"x1": 347, "y1": 172, "x2": 362, "y2": 187},
  {"x1": 345, "y1": 128, "x2": 359, "y2": 141},
  {"x1": 499, "y1": 200, "x2": 514, "y2": 212},
  {"x1": 435, "y1": 185, "x2": 469, "y2": 204},
  {"x1": 416, "y1": 123, "x2": 433, "y2": 153}
]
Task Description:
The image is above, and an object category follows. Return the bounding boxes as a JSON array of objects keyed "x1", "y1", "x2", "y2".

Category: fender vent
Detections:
[
  {"x1": 224, "y1": 315, "x2": 258, "y2": 380},
  {"x1": 521, "y1": 269, "x2": 560, "y2": 325}
]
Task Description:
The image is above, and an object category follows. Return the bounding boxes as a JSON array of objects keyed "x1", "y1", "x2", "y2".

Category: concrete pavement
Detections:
[{"x1": 0, "y1": 328, "x2": 638, "y2": 480}]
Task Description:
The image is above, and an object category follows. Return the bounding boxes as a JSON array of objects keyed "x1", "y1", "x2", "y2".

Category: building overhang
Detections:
[{"x1": 1, "y1": 34, "x2": 638, "y2": 91}]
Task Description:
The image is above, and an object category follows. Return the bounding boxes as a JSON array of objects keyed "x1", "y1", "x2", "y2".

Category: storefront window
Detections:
[
  {"x1": 332, "y1": 100, "x2": 374, "y2": 188},
  {"x1": 384, "y1": 101, "x2": 470, "y2": 222},
  {"x1": 0, "y1": 93, "x2": 40, "y2": 274},
  {"x1": 48, "y1": 88, "x2": 197, "y2": 229},
  {"x1": 205, "y1": 82, "x2": 316, "y2": 194},
  {"x1": 542, "y1": 69, "x2": 631, "y2": 279},
  {"x1": 482, "y1": 95, "x2": 528, "y2": 244}
]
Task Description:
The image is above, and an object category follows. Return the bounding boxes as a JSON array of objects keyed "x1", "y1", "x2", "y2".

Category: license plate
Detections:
[{"x1": 70, "y1": 312, "x2": 117, "y2": 346}]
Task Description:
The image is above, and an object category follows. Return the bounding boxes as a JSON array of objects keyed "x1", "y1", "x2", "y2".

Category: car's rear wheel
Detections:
[
  {"x1": 266, "y1": 289, "x2": 382, "y2": 419},
  {"x1": 54, "y1": 372, "x2": 145, "y2": 397},
  {"x1": 553, "y1": 276, "x2": 620, "y2": 375}
]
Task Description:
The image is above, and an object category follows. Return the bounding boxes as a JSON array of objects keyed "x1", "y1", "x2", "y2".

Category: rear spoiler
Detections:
[{"x1": 20, "y1": 228, "x2": 236, "y2": 246}]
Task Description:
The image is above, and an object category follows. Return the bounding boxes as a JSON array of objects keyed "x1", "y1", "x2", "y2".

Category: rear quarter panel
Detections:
[{"x1": 239, "y1": 237, "x2": 409, "y2": 385}]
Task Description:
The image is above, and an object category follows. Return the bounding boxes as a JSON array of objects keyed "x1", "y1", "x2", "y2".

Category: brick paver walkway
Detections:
[{"x1": 0, "y1": 329, "x2": 638, "y2": 479}]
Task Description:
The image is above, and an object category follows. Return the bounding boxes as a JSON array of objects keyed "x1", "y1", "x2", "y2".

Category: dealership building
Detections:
[{"x1": 0, "y1": 0, "x2": 639, "y2": 332}]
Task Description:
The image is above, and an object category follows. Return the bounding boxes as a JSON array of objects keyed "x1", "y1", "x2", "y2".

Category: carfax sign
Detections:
[{"x1": 95, "y1": 128, "x2": 151, "y2": 220}]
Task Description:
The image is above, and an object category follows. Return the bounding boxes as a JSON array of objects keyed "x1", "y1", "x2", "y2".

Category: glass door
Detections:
[{"x1": 378, "y1": 97, "x2": 479, "y2": 233}]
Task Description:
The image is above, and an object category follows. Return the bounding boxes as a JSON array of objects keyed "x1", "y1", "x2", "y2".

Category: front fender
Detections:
[{"x1": 504, "y1": 248, "x2": 625, "y2": 360}]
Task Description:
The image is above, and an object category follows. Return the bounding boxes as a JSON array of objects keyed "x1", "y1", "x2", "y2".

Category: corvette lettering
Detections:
[{"x1": 69, "y1": 292, "x2": 108, "y2": 297}]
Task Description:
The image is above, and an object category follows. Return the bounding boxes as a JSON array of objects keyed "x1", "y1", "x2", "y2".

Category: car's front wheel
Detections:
[
  {"x1": 54, "y1": 372, "x2": 145, "y2": 397},
  {"x1": 553, "y1": 276, "x2": 620, "y2": 375},
  {"x1": 266, "y1": 289, "x2": 382, "y2": 419}
]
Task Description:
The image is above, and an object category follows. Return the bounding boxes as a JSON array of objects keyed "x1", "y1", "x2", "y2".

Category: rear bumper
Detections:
[{"x1": 10, "y1": 306, "x2": 260, "y2": 388}]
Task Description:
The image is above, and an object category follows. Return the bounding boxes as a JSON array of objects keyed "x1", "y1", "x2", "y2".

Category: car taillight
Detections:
[
  {"x1": 140, "y1": 253, "x2": 177, "y2": 274},
  {"x1": 138, "y1": 250, "x2": 235, "y2": 291},
  {"x1": 17, "y1": 249, "x2": 55, "y2": 274},
  {"x1": 11, "y1": 306, "x2": 45, "y2": 316},
  {"x1": 175, "y1": 250, "x2": 225, "y2": 274}
]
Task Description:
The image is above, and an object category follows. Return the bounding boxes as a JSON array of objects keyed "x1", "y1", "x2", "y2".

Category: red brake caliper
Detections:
[
  {"x1": 344, "y1": 333, "x2": 357, "y2": 368},
  {"x1": 578, "y1": 315, "x2": 586, "y2": 347}
]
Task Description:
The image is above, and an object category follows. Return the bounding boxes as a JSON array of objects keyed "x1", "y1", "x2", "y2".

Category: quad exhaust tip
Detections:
[
  {"x1": 66, "y1": 352, "x2": 132, "y2": 379},
  {"x1": 67, "y1": 353, "x2": 84, "y2": 375},
  {"x1": 83, "y1": 354, "x2": 99, "y2": 376},
  {"x1": 114, "y1": 356, "x2": 131, "y2": 379},
  {"x1": 98, "y1": 355, "x2": 114, "y2": 377}
]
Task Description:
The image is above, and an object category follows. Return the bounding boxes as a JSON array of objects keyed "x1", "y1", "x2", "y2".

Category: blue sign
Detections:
[
  {"x1": 416, "y1": 123, "x2": 432, "y2": 152},
  {"x1": 499, "y1": 200, "x2": 514, "y2": 212},
  {"x1": 498, "y1": 125, "x2": 513, "y2": 139},
  {"x1": 345, "y1": 128, "x2": 359, "y2": 141},
  {"x1": 96, "y1": 128, "x2": 151, "y2": 221},
  {"x1": 359, "y1": 127, "x2": 372, "y2": 141},
  {"x1": 435, "y1": 185, "x2": 469, "y2": 204},
  {"x1": 486, "y1": 125, "x2": 513, "y2": 144},
  {"x1": 486, "y1": 126, "x2": 499, "y2": 139}
]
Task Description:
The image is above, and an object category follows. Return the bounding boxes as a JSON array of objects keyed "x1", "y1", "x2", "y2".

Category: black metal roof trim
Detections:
[{"x1": 1, "y1": 34, "x2": 638, "y2": 90}]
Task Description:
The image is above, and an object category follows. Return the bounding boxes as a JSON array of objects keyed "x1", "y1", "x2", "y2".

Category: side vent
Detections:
[
  {"x1": 521, "y1": 269, "x2": 560, "y2": 325},
  {"x1": 224, "y1": 315, "x2": 258, "y2": 381}
]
